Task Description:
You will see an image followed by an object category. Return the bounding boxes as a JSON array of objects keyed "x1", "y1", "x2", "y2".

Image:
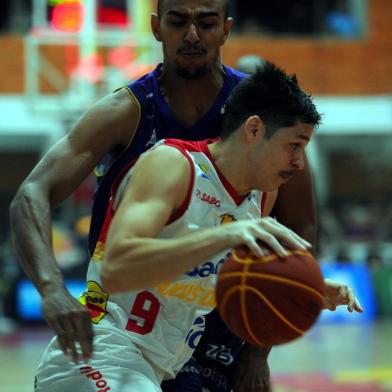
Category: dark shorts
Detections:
[
  {"x1": 162, "y1": 309, "x2": 244, "y2": 392},
  {"x1": 161, "y1": 356, "x2": 230, "y2": 392}
]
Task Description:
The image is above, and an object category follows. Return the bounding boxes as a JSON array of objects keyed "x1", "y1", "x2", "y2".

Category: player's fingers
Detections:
[
  {"x1": 354, "y1": 298, "x2": 364, "y2": 313},
  {"x1": 59, "y1": 316, "x2": 80, "y2": 363},
  {"x1": 254, "y1": 378, "x2": 271, "y2": 392},
  {"x1": 325, "y1": 302, "x2": 337, "y2": 311},
  {"x1": 254, "y1": 230, "x2": 288, "y2": 257},
  {"x1": 72, "y1": 311, "x2": 94, "y2": 361},
  {"x1": 272, "y1": 221, "x2": 312, "y2": 249},
  {"x1": 346, "y1": 288, "x2": 364, "y2": 313},
  {"x1": 48, "y1": 318, "x2": 69, "y2": 356},
  {"x1": 252, "y1": 381, "x2": 270, "y2": 392},
  {"x1": 260, "y1": 218, "x2": 312, "y2": 249},
  {"x1": 346, "y1": 287, "x2": 354, "y2": 312},
  {"x1": 244, "y1": 237, "x2": 267, "y2": 258},
  {"x1": 264, "y1": 227, "x2": 308, "y2": 251},
  {"x1": 339, "y1": 285, "x2": 349, "y2": 305}
]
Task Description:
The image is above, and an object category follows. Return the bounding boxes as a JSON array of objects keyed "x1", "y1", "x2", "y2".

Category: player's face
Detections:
[
  {"x1": 253, "y1": 122, "x2": 314, "y2": 191},
  {"x1": 152, "y1": 0, "x2": 232, "y2": 79}
]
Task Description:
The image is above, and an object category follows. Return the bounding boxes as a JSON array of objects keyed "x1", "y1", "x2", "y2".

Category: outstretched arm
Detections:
[{"x1": 9, "y1": 88, "x2": 139, "y2": 362}]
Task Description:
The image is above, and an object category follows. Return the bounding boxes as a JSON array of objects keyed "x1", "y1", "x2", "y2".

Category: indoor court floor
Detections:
[{"x1": 0, "y1": 321, "x2": 391, "y2": 392}]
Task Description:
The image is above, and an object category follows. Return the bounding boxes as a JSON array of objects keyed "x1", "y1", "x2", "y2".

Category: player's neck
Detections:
[
  {"x1": 208, "y1": 141, "x2": 253, "y2": 196},
  {"x1": 159, "y1": 62, "x2": 226, "y2": 128},
  {"x1": 159, "y1": 62, "x2": 225, "y2": 95}
]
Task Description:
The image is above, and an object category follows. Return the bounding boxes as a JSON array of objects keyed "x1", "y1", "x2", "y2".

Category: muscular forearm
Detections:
[
  {"x1": 102, "y1": 226, "x2": 231, "y2": 293},
  {"x1": 10, "y1": 183, "x2": 64, "y2": 295}
]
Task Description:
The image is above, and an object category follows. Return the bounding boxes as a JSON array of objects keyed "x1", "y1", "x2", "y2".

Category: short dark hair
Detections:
[
  {"x1": 157, "y1": 0, "x2": 230, "y2": 20},
  {"x1": 220, "y1": 61, "x2": 322, "y2": 139}
]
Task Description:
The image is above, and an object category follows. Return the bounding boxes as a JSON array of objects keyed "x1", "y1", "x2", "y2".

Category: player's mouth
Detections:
[
  {"x1": 178, "y1": 47, "x2": 206, "y2": 56},
  {"x1": 179, "y1": 51, "x2": 205, "y2": 59},
  {"x1": 279, "y1": 171, "x2": 294, "y2": 183}
]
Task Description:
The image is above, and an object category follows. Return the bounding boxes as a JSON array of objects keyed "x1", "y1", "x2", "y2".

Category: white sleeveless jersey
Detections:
[{"x1": 80, "y1": 139, "x2": 266, "y2": 379}]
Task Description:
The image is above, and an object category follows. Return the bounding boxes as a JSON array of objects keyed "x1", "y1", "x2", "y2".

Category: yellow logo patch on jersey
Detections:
[
  {"x1": 79, "y1": 281, "x2": 109, "y2": 324},
  {"x1": 220, "y1": 214, "x2": 236, "y2": 224},
  {"x1": 198, "y1": 163, "x2": 209, "y2": 175}
]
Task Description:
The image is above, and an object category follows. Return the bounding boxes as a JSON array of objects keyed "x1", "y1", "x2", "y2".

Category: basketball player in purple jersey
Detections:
[{"x1": 10, "y1": 1, "x2": 362, "y2": 391}]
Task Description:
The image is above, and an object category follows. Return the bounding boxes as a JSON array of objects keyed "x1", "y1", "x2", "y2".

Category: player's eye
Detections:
[
  {"x1": 169, "y1": 20, "x2": 187, "y2": 27},
  {"x1": 198, "y1": 18, "x2": 218, "y2": 30},
  {"x1": 199, "y1": 22, "x2": 215, "y2": 29},
  {"x1": 290, "y1": 143, "x2": 302, "y2": 152}
]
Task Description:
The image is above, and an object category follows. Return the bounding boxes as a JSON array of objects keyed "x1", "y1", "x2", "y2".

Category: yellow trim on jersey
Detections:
[
  {"x1": 91, "y1": 241, "x2": 105, "y2": 262},
  {"x1": 156, "y1": 281, "x2": 216, "y2": 308},
  {"x1": 93, "y1": 86, "x2": 142, "y2": 177},
  {"x1": 122, "y1": 86, "x2": 141, "y2": 151}
]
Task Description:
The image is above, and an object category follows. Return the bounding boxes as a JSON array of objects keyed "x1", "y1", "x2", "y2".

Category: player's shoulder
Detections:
[
  {"x1": 114, "y1": 66, "x2": 161, "y2": 120},
  {"x1": 124, "y1": 65, "x2": 159, "y2": 103},
  {"x1": 139, "y1": 141, "x2": 192, "y2": 176},
  {"x1": 86, "y1": 87, "x2": 139, "y2": 121},
  {"x1": 131, "y1": 143, "x2": 193, "y2": 196}
]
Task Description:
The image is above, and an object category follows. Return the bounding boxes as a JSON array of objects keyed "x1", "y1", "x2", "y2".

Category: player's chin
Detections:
[
  {"x1": 258, "y1": 181, "x2": 279, "y2": 192},
  {"x1": 265, "y1": 176, "x2": 288, "y2": 191},
  {"x1": 174, "y1": 62, "x2": 208, "y2": 79},
  {"x1": 278, "y1": 172, "x2": 294, "y2": 185}
]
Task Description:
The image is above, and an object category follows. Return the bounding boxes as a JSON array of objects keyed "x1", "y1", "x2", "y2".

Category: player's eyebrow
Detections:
[
  {"x1": 167, "y1": 10, "x2": 220, "y2": 19},
  {"x1": 296, "y1": 134, "x2": 310, "y2": 142}
]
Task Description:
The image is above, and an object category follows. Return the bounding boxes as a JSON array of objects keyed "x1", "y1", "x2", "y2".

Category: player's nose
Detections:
[
  {"x1": 291, "y1": 152, "x2": 305, "y2": 170},
  {"x1": 184, "y1": 24, "x2": 200, "y2": 44}
]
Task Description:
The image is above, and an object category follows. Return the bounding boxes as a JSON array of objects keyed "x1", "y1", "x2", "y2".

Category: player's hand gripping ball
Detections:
[{"x1": 216, "y1": 245, "x2": 325, "y2": 347}]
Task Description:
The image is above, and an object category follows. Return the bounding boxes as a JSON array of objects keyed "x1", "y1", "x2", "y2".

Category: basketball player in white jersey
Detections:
[{"x1": 34, "y1": 62, "x2": 356, "y2": 392}]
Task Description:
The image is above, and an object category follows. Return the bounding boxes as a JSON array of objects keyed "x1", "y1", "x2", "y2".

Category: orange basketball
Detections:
[{"x1": 216, "y1": 245, "x2": 325, "y2": 347}]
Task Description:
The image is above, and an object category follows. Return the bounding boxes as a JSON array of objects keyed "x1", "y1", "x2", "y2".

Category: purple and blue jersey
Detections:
[{"x1": 89, "y1": 63, "x2": 246, "y2": 258}]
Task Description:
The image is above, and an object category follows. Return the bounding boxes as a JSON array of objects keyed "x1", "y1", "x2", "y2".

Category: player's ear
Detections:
[
  {"x1": 151, "y1": 13, "x2": 162, "y2": 42},
  {"x1": 244, "y1": 115, "x2": 265, "y2": 144},
  {"x1": 221, "y1": 17, "x2": 233, "y2": 45}
]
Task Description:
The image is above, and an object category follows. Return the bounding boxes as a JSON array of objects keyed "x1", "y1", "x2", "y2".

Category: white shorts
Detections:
[{"x1": 35, "y1": 327, "x2": 164, "y2": 392}]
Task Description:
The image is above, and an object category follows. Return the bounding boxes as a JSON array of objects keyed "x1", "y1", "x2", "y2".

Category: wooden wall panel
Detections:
[{"x1": 0, "y1": 0, "x2": 391, "y2": 95}]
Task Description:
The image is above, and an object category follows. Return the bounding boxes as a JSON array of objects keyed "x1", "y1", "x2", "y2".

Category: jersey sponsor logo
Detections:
[
  {"x1": 156, "y1": 281, "x2": 216, "y2": 308},
  {"x1": 198, "y1": 163, "x2": 210, "y2": 179},
  {"x1": 185, "y1": 316, "x2": 206, "y2": 349},
  {"x1": 220, "y1": 213, "x2": 236, "y2": 224},
  {"x1": 198, "y1": 364, "x2": 228, "y2": 389},
  {"x1": 247, "y1": 192, "x2": 256, "y2": 201},
  {"x1": 79, "y1": 281, "x2": 108, "y2": 323},
  {"x1": 179, "y1": 363, "x2": 200, "y2": 375},
  {"x1": 146, "y1": 128, "x2": 157, "y2": 147},
  {"x1": 186, "y1": 252, "x2": 230, "y2": 278},
  {"x1": 195, "y1": 189, "x2": 221, "y2": 207},
  {"x1": 178, "y1": 361, "x2": 228, "y2": 390},
  {"x1": 220, "y1": 105, "x2": 226, "y2": 114},
  {"x1": 205, "y1": 344, "x2": 235, "y2": 365},
  {"x1": 80, "y1": 365, "x2": 111, "y2": 391}
]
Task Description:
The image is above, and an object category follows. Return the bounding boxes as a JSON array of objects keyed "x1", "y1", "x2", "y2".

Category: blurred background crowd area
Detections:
[
  {"x1": 0, "y1": 0, "x2": 392, "y2": 328},
  {"x1": 0, "y1": 0, "x2": 365, "y2": 37}
]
